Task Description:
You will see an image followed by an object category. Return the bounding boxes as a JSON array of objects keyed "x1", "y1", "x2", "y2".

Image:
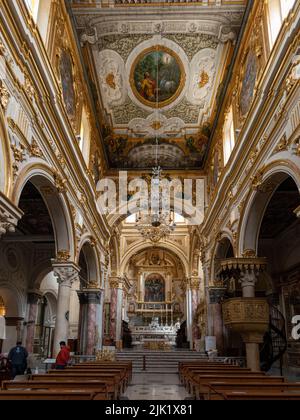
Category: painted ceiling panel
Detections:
[{"x1": 69, "y1": 0, "x2": 247, "y2": 170}]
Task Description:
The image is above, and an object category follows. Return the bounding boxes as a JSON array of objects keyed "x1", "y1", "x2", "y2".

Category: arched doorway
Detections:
[
  {"x1": 257, "y1": 176, "x2": 300, "y2": 372},
  {"x1": 123, "y1": 247, "x2": 187, "y2": 349},
  {"x1": 0, "y1": 171, "x2": 75, "y2": 357},
  {"x1": 239, "y1": 171, "x2": 300, "y2": 372},
  {"x1": 0, "y1": 181, "x2": 56, "y2": 355}
]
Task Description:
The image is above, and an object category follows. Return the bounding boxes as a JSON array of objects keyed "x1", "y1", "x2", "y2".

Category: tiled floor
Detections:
[{"x1": 123, "y1": 373, "x2": 191, "y2": 400}]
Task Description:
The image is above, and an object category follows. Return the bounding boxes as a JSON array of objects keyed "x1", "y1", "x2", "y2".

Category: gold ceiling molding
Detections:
[
  {"x1": 29, "y1": 140, "x2": 43, "y2": 158},
  {"x1": 293, "y1": 137, "x2": 300, "y2": 157},
  {"x1": 0, "y1": 82, "x2": 10, "y2": 112},
  {"x1": 52, "y1": 169, "x2": 67, "y2": 194}
]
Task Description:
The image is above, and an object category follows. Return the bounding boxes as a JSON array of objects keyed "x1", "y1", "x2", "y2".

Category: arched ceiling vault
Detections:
[{"x1": 68, "y1": 1, "x2": 247, "y2": 171}]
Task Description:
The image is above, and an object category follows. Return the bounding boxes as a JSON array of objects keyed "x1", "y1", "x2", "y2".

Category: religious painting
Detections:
[
  {"x1": 59, "y1": 50, "x2": 76, "y2": 118},
  {"x1": 131, "y1": 46, "x2": 185, "y2": 108},
  {"x1": 239, "y1": 51, "x2": 258, "y2": 116},
  {"x1": 145, "y1": 275, "x2": 165, "y2": 303}
]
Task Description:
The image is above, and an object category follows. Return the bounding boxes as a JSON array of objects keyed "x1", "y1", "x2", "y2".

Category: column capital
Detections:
[
  {"x1": 77, "y1": 289, "x2": 102, "y2": 305},
  {"x1": 189, "y1": 277, "x2": 201, "y2": 291},
  {"x1": 0, "y1": 194, "x2": 23, "y2": 238},
  {"x1": 109, "y1": 276, "x2": 123, "y2": 290},
  {"x1": 51, "y1": 261, "x2": 80, "y2": 287},
  {"x1": 239, "y1": 269, "x2": 258, "y2": 290},
  {"x1": 27, "y1": 290, "x2": 43, "y2": 304}
]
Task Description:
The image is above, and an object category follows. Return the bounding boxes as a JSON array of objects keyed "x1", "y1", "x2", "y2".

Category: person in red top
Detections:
[{"x1": 55, "y1": 341, "x2": 70, "y2": 370}]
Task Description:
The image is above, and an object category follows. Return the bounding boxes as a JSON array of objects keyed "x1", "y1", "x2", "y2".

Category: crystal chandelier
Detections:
[
  {"x1": 135, "y1": 34, "x2": 176, "y2": 243},
  {"x1": 135, "y1": 167, "x2": 176, "y2": 244}
]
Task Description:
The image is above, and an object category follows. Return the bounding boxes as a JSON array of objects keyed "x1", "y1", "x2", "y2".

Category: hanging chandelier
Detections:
[
  {"x1": 135, "y1": 167, "x2": 176, "y2": 244},
  {"x1": 134, "y1": 27, "x2": 176, "y2": 243}
]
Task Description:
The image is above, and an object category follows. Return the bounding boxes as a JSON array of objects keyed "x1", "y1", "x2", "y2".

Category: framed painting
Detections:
[
  {"x1": 59, "y1": 50, "x2": 76, "y2": 118},
  {"x1": 145, "y1": 274, "x2": 166, "y2": 303},
  {"x1": 239, "y1": 50, "x2": 258, "y2": 117},
  {"x1": 130, "y1": 46, "x2": 185, "y2": 108}
]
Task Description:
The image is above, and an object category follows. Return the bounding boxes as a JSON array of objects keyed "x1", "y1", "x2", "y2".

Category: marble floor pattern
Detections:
[{"x1": 123, "y1": 373, "x2": 192, "y2": 400}]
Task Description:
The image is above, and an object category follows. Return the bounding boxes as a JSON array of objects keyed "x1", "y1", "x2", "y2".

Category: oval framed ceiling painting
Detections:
[{"x1": 130, "y1": 46, "x2": 186, "y2": 109}]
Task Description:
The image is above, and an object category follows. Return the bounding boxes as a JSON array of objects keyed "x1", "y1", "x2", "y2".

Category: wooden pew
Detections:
[
  {"x1": 192, "y1": 375, "x2": 285, "y2": 400},
  {"x1": 2, "y1": 380, "x2": 110, "y2": 400},
  {"x1": 63, "y1": 366, "x2": 130, "y2": 389},
  {"x1": 179, "y1": 362, "x2": 242, "y2": 382},
  {"x1": 222, "y1": 391, "x2": 300, "y2": 400},
  {"x1": 0, "y1": 390, "x2": 103, "y2": 400},
  {"x1": 206, "y1": 382, "x2": 300, "y2": 400},
  {"x1": 183, "y1": 368, "x2": 258, "y2": 392},
  {"x1": 181, "y1": 366, "x2": 251, "y2": 387},
  {"x1": 71, "y1": 362, "x2": 132, "y2": 382},
  {"x1": 31, "y1": 373, "x2": 121, "y2": 399},
  {"x1": 48, "y1": 368, "x2": 127, "y2": 393}
]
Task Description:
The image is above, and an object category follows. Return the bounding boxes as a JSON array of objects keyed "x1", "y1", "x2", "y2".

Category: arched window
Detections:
[
  {"x1": 25, "y1": 0, "x2": 40, "y2": 21},
  {"x1": 0, "y1": 296, "x2": 6, "y2": 317},
  {"x1": 79, "y1": 107, "x2": 91, "y2": 166},
  {"x1": 223, "y1": 106, "x2": 235, "y2": 166},
  {"x1": 267, "y1": 0, "x2": 296, "y2": 48},
  {"x1": 25, "y1": 0, "x2": 52, "y2": 44}
]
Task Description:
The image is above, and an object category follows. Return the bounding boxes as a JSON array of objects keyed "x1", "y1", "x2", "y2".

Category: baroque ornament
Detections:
[
  {"x1": 165, "y1": 34, "x2": 219, "y2": 61},
  {"x1": 113, "y1": 96, "x2": 151, "y2": 125},
  {"x1": 98, "y1": 34, "x2": 153, "y2": 61},
  {"x1": 56, "y1": 250, "x2": 71, "y2": 263}
]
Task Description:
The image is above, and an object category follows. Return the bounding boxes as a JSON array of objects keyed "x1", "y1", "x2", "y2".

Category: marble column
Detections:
[
  {"x1": 208, "y1": 287, "x2": 227, "y2": 355},
  {"x1": 109, "y1": 277, "x2": 123, "y2": 346},
  {"x1": 25, "y1": 291, "x2": 42, "y2": 354},
  {"x1": 190, "y1": 278, "x2": 200, "y2": 348},
  {"x1": 52, "y1": 261, "x2": 80, "y2": 356},
  {"x1": 77, "y1": 292, "x2": 88, "y2": 354},
  {"x1": 239, "y1": 268, "x2": 260, "y2": 371},
  {"x1": 86, "y1": 290, "x2": 102, "y2": 355},
  {"x1": 138, "y1": 272, "x2": 144, "y2": 302},
  {"x1": 185, "y1": 282, "x2": 193, "y2": 350}
]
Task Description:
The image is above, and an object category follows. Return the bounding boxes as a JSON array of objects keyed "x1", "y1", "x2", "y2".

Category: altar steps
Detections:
[{"x1": 116, "y1": 350, "x2": 207, "y2": 373}]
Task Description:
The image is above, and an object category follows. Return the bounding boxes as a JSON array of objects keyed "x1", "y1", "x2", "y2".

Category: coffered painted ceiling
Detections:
[{"x1": 68, "y1": 0, "x2": 247, "y2": 170}]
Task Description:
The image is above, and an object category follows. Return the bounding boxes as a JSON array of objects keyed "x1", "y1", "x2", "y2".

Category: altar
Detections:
[{"x1": 131, "y1": 318, "x2": 179, "y2": 349}]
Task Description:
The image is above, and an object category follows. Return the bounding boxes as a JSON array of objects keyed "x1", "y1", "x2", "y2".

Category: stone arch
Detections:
[
  {"x1": 120, "y1": 240, "x2": 189, "y2": 277},
  {"x1": 77, "y1": 240, "x2": 100, "y2": 287},
  {"x1": 0, "y1": 107, "x2": 12, "y2": 196},
  {"x1": 0, "y1": 282, "x2": 24, "y2": 318},
  {"x1": 12, "y1": 164, "x2": 75, "y2": 260},
  {"x1": 109, "y1": 234, "x2": 120, "y2": 277},
  {"x1": 31, "y1": 263, "x2": 54, "y2": 291},
  {"x1": 211, "y1": 235, "x2": 235, "y2": 283},
  {"x1": 239, "y1": 162, "x2": 300, "y2": 256}
]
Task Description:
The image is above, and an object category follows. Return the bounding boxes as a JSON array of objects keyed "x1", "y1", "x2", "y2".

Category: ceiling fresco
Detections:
[{"x1": 69, "y1": 1, "x2": 247, "y2": 170}]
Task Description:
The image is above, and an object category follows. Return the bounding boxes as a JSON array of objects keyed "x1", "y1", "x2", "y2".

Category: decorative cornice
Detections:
[
  {"x1": 220, "y1": 257, "x2": 267, "y2": 272},
  {"x1": 0, "y1": 193, "x2": 23, "y2": 238}
]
